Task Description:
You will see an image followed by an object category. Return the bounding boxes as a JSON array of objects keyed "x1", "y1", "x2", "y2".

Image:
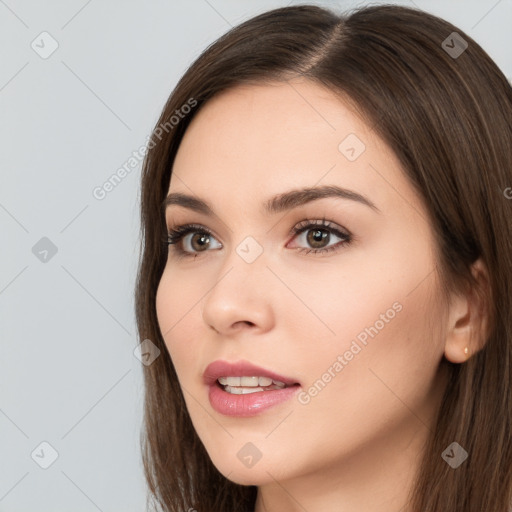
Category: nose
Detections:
[{"x1": 201, "y1": 244, "x2": 275, "y2": 336}]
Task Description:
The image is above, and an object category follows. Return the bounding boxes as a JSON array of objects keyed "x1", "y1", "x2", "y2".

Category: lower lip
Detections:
[{"x1": 208, "y1": 381, "x2": 301, "y2": 417}]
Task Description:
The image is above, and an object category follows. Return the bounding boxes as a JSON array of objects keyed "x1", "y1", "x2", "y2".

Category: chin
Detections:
[
  {"x1": 210, "y1": 455, "x2": 280, "y2": 486},
  {"x1": 222, "y1": 468, "x2": 272, "y2": 486}
]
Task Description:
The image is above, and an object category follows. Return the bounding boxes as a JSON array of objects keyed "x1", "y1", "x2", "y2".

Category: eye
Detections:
[
  {"x1": 287, "y1": 218, "x2": 352, "y2": 255},
  {"x1": 165, "y1": 218, "x2": 352, "y2": 259},
  {"x1": 166, "y1": 223, "x2": 221, "y2": 258}
]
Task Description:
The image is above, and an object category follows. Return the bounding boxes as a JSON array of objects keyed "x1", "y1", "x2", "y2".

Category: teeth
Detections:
[
  {"x1": 224, "y1": 386, "x2": 266, "y2": 395},
  {"x1": 217, "y1": 376, "x2": 288, "y2": 389},
  {"x1": 223, "y1": 384, "x2": 286, "y2": 394}
]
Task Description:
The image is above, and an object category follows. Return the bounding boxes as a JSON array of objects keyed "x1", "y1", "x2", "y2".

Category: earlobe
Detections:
[
  {"x1": 443, "y1": 258, "x2": 490, "y2": 364},
  {"x1": 443, "y1": 294, "x2": 473, "y2": 363}
]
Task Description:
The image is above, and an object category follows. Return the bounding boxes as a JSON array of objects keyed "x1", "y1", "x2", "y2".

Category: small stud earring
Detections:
[{"x1": 464, "y1": 346, "x2": 469, "y2": 357}]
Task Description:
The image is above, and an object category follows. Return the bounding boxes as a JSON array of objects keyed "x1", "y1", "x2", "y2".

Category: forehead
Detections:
[
  {"x1": 175, "y1": 80, "x2": 363, "y2": 162},
  {"x1": 168, "y1": 80, "x2": 427, "y2": 224}
]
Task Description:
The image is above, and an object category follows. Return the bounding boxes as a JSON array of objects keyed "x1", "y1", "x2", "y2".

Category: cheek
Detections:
[
  {"x1": 288, "y1": 233, "x2": 442, "y2": 416},
  {"x1": 282, "y1": 282, "x2": 441, "y2": 480},
  {"x1": 155, "y1": 270, "x2": 202, "y2": 379},
  {"x1": 155, "y1": 267, "x2": 201, "y2": 334}
]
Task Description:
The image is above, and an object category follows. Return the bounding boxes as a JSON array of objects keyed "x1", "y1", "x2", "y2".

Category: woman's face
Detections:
[{"x1": 156, "y1": 79, "x2": 450, "y2": 488}]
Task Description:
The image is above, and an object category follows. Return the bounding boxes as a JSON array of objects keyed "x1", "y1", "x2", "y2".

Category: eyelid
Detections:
[{"x1": 288, "y1": 217, "x2": 349, "y2": 237}]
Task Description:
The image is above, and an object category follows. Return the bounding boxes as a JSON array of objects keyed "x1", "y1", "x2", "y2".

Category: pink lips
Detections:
[{"x1": 203, "y1": 360, "x2": 301, "y2": 417}]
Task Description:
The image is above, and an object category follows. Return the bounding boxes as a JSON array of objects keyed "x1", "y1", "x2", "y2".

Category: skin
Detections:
[{"x1": 155, "y1": 78, "x2": 486, "y2": 512}]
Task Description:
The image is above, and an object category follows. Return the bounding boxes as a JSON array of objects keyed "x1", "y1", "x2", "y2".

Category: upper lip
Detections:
[{"x1": 203, "y1": 360, "x2": 300, "y2": 387}]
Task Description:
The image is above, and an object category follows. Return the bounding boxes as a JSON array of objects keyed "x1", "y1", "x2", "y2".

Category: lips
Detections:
[
  {"x1": 203, "y1": 360, "x2": 300, "y2": 387},
  {"x1": 203, "y1": 359, "x2": 301, "y2": 417}
]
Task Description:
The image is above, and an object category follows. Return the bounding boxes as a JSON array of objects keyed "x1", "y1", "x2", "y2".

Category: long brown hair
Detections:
[{"x1": 135, "y1": 4, "x2": 512, "y2": 511}]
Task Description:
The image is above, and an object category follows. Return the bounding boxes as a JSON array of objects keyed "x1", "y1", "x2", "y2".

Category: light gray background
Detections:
[{"x1": 0, "y1": 1, "x2": 510, "y2": 511}]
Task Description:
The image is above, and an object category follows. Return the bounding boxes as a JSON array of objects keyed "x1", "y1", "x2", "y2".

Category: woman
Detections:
[{"x1": 135, "y1": 4, "x2": 512, "y2": 511}]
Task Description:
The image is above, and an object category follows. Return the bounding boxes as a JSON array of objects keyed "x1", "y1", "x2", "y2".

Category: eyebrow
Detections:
[{"x1": 162, "y1": 185, "x2": 380, "y2": 216}]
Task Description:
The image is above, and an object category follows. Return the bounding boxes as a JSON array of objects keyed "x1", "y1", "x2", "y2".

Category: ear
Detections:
[{"x1": 444, "y1": 258, "x2": 491, "y2": 364}]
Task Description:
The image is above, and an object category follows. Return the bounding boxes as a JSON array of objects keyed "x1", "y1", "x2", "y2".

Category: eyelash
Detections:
[{"x1": 165, "y1": 218, "x2": 352, "y2": 259}]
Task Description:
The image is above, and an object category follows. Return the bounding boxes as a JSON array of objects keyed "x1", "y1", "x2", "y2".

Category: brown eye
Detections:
[
  {"x1": 166, "y1": 223, "x2": 222, "y2": 258},
  {"x1": 306, "y1": 228, "x2": 330, "y2": 249},
  {"x1": 289, "y1": 219, "x2": 352, "y2": 255},
  {"x1": 188, "y1": 232, "x2": 212, "y2": 252}
]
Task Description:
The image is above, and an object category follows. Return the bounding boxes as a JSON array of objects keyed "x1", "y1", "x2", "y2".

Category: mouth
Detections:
[
  {"x1": 203, "y1": 359, "x2": 300, "y2": 388},
  {"x1": 216, "y1": 376, "x2": 300, "y2": 394},
  {"x1": 203, "y1": 360, "x2": 301, "y2": 417}
]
